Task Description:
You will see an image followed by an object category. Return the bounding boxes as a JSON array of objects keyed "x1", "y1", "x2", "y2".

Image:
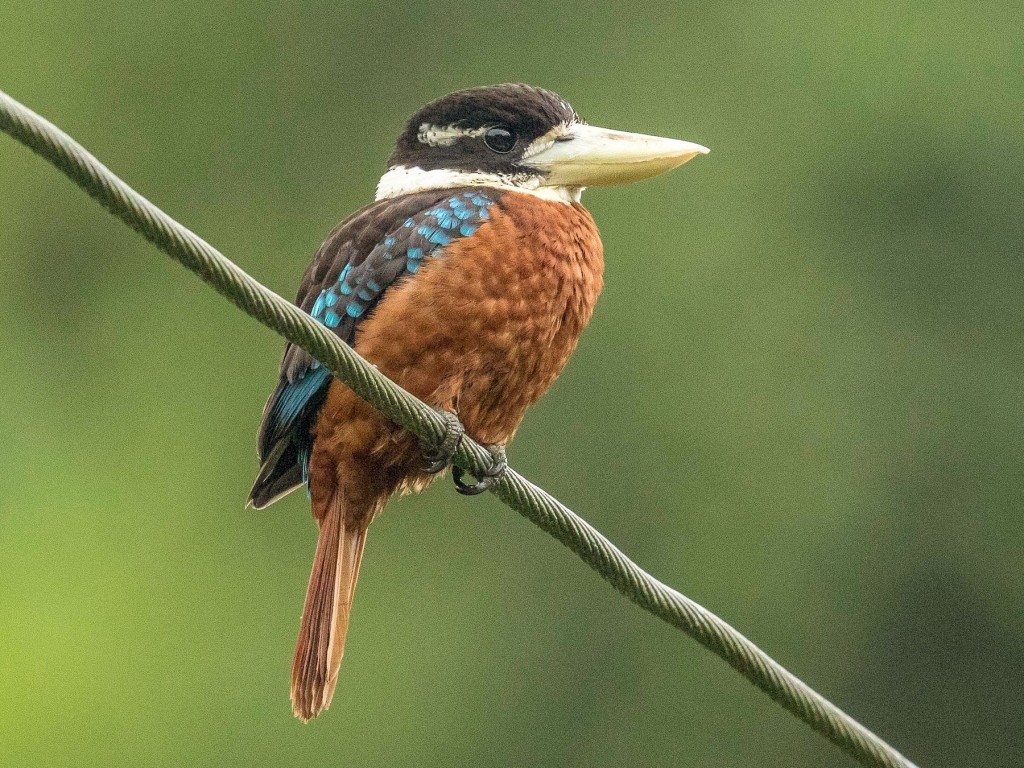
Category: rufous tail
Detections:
[{"x1": 290, "y1": 490, "x2": 368, "y2": 722}]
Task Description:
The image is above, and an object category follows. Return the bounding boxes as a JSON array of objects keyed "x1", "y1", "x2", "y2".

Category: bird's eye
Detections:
[{"x1": 483, "y1": 126, "x2": 517, "y2": 154}]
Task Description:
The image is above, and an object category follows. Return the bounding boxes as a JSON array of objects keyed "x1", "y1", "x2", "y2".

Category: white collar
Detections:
[{"x1": 375, "y1": 165, "x2": 582, "y2": 205}]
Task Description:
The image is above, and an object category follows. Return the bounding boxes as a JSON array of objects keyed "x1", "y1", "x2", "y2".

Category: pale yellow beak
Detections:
[{"x1": 526, "y1": 123, "x2": 710, "y2": 187}]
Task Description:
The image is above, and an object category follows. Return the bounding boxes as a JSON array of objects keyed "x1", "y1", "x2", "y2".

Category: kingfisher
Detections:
[{"x1": 247, "y1": 83, "x2": 708, "y2": 721}]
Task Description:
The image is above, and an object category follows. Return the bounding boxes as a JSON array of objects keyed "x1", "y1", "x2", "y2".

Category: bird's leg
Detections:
[
  {"x1": 421, "y1": 409, "x2": 465, "y2": 474},
  {"x1": 453, "y1": 444, "x2": 508, "y2": 496}
]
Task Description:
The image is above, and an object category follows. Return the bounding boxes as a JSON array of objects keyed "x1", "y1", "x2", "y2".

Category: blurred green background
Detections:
[{"x1": 1, "y1": 2, "x2": 1021, "y2": 766}]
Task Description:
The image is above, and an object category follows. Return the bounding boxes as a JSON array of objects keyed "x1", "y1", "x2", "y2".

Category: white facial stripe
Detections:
[
  {"x1": 520, "y1": 121, "x2": 577, "y2": 160},
  {"x1": 417, "y1": 123, "x2": 489, "y2": 147},
  {"x1": 375, "y1": 165, "x2": 582, "y2": 205}
]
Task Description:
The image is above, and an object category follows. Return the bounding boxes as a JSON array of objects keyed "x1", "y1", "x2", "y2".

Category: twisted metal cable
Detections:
[{"x1": 0, "y1": 88, "x2": 918, "y2": 768}]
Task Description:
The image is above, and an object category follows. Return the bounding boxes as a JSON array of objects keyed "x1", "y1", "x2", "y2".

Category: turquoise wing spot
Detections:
[{"x1": 311, "y1": 292, "x2": 327, "y2": 320}]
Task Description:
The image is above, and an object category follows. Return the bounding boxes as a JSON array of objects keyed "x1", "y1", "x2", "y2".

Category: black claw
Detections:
[
  {"x1": 454, "y1": 444, "x2": 508, "y2": 496},
  {"x1": 422, "y1": 410, "x2": 465, "y2": 474}
]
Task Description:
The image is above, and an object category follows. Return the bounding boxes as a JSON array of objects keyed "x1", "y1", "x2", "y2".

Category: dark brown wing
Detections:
[{"x1": 248, "y1": 187, "x2": 500, "y2": 508}]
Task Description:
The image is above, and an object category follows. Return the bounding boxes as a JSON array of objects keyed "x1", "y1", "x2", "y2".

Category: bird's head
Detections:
[{"x1": 376, "y1": 84, "x2": 708, "y2": 204}]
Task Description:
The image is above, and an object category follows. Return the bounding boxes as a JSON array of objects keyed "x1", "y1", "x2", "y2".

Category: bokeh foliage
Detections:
[{"x1": 1, "y1": 2, "x2": 1021, "y2": 766}]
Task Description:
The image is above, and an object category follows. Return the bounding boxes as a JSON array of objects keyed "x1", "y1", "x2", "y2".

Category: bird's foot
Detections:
[
  {"x1": 454, "y1": 444, "x2": 508, "y2": 496},
  {"x1": 422, "y1": 410, "x2": 465, "y2": 474}
]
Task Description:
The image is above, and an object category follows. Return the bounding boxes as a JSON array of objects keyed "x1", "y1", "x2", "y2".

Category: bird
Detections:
[{"x1": 247, "y1": 83, "x2": 708, "y2": 721}]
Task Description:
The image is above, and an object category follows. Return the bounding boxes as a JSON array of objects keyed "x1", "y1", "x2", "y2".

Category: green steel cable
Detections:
[{"x1": 0, "y1": 88, "x2": 918, "y2": 768}]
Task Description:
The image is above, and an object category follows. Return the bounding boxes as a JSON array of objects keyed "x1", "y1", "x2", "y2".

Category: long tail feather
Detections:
[{"x1": 290, "y1": 490, "x2": 369, "y2": 721}]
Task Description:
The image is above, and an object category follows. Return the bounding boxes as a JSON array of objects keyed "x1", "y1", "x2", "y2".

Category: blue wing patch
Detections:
[
  {"x1": 270, "y1": 365, "x2": 331, "y2": 486},
  {"x1": 310, "y1": 191, "x2": 494, "y2": 327}
]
